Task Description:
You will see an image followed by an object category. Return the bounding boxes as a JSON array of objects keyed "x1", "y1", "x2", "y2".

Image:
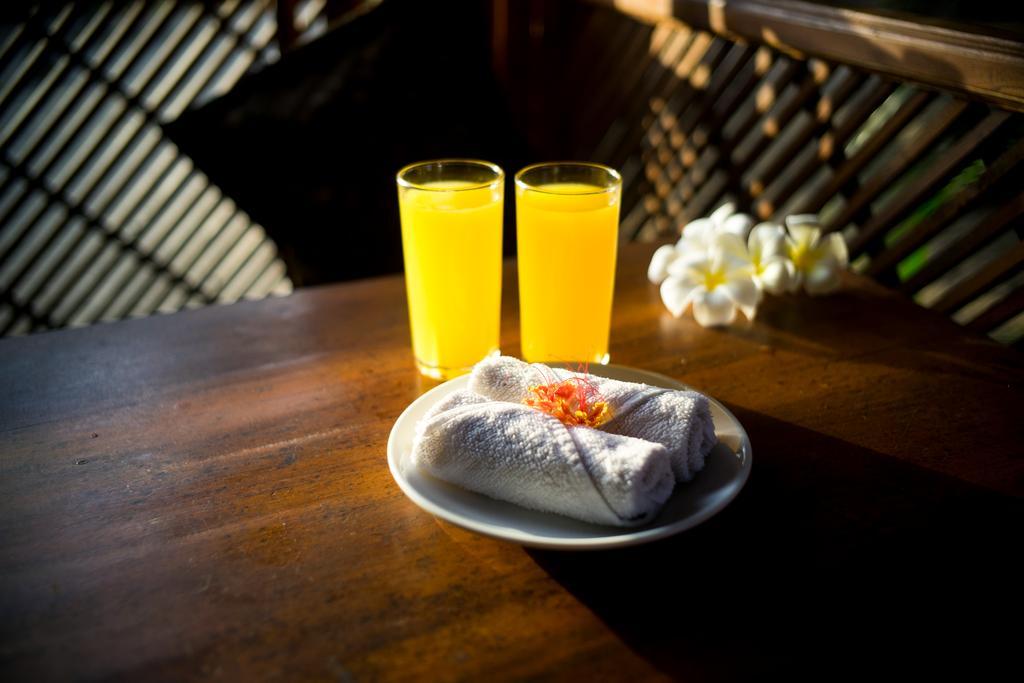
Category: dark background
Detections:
[{"x1": 168, "y1": 0, "x2": 535, "y2": 286}]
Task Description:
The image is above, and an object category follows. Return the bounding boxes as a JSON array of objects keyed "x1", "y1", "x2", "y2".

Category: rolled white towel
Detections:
[
  {"x1": 469, "y1": 355, "x2": 717, "y2": 482},
  {"x1": 412, "y1": 390, "x2": 675, "y2": 527}
]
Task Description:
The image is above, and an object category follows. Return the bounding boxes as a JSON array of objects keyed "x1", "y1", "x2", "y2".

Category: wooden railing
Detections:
[{"x1": 605, "y1": 0, "x2": 1024, "y2": 112}]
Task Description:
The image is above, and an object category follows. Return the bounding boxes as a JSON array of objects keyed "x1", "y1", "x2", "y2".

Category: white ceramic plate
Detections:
[{"x1": 387, "y1": 365, "x2": 751, "y2": 550}]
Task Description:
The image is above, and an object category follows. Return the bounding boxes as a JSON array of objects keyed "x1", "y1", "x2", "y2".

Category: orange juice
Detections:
[
  {"x1": 516, "y1": 181, "x2": 620, "y2": 363},
  {"x1": 398, "y1": 179, "x2": 503, "y2": 378}
]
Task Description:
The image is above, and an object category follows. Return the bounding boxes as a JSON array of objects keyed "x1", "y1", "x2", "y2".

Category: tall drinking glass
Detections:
[
  {"x1": 397, "y1": 159, "x2": 504, "y2": 379},
  {"x1": 515, "y1": 162, "x2": 621, "y2": 364}
]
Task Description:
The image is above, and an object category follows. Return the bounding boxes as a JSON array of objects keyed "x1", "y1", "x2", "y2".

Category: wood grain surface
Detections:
[{"x1": 1, "y1": 244, "x2": 1021, "y2": 681}]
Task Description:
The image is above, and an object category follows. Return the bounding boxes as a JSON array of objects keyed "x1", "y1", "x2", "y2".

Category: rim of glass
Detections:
[
  {"x1": 514, "y1": 161, "x2": 622, "y2": 195},
  {"x1": 396, "y1": 159, "x2": 504, "y2": 192}
]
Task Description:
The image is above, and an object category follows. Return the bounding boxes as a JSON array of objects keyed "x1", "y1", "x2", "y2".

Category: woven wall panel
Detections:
[
  {"x1": 539, "y1": 4, "x2": 1024, "y2": 345},
  {"x1": 0, "y1": 1, "x2": 291, "y2": 337}
]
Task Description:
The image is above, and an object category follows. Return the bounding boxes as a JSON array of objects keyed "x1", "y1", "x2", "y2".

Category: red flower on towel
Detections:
[{"x1": 524, "y1": 373, "x2": 611, "y2": 428}]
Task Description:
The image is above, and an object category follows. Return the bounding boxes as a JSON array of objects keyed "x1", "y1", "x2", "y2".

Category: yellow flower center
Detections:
[
  {"x1": 789, "y1": 240, "x2": 814, "y2": 272},
  {"x1": 703, "y1": 268, "x2": 727, "y2": 291},
  {"x1": 751, "y1": 252, "x2": 765, "y2": 273}
]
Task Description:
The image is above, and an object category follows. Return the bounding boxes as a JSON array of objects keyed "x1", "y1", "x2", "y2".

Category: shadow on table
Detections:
[
  {"x1": 708, "y1": 287, "x2": 1024, "y2": 390},
  {"x1": 527, "y1": 406, "x2": 1020, "y2": 679}
]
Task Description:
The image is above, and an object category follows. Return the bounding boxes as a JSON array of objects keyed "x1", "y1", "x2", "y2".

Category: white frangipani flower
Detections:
[
  {"x1": 717, "y1": 223, "x2": 797, "y2": 295},
  {"x1": 785, "y1": 215, "x2": 849, "y2": 295},
  {"x1": 674, "y1": 217, "x2": 717, "y2": 254},
  {"x1": 718, "y1": 212, "x2": 755, "y2": 240},
  {"x1": 709, "y1": 202, "x2": 754, "y2": 239},
  {"x1": 647, "y1": 244, "x2": 680, "y2": 284},
  {"x1": 650, "y1": 208, "x2": 847, "y2": 326},
  {"x1": 675, "y1": 203, "x2": 756, "y2": 255},
  {"x1": 660, "y1": 235, "x2": 761, "y2": 327},
  {"x1": 708, "y1": 202, "x2": 737, "y2": 228}
]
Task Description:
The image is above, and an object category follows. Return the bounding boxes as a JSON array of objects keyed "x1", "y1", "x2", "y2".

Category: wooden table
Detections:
[{"x1": 2, "y1": 244, "x2": 1021, "y2": 680}]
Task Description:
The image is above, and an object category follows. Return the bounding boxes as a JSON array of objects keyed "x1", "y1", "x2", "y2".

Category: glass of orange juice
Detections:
[
  {"x1": 515, "y1": 162, "x2": 621, "y2": 364},
  {"x1": 397, "y1": 159, "x2": 504, "y2": 379}
]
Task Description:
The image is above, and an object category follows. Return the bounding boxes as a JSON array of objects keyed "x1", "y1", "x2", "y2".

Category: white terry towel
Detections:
[
  {"x1": 469, "y1": 355, "x2": 717, "y2": 482},
  {"x1": 412, "y1": 390, "x2": 675, "y2": 527}
]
